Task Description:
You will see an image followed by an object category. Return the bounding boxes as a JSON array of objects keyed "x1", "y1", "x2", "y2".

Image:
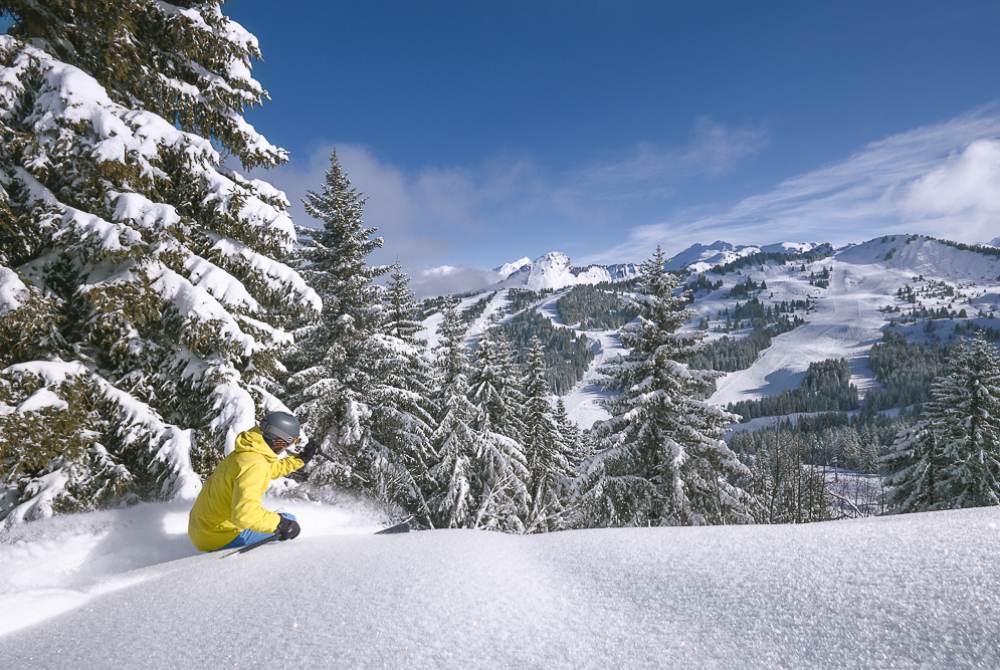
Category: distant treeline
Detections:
[
  {"x1": 729, "y1": 358, "x2": 859, "y2": 421},
  {"x1": 556, "y1": 285, "x2": 638, "y2": 330}
]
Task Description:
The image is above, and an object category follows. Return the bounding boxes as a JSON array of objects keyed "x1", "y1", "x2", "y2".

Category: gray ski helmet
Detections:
[{"x1": 260, "y1": 411, "x2": 301, "y2": 444}]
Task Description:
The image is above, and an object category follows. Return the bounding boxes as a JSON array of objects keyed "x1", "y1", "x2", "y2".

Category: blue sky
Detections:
[
  {"x1": 26, "y1": 3, "x2": 1000, "y2": 285},
  {"x1": 228, "y1": 0, "x2": 1000, "y2": 279}
]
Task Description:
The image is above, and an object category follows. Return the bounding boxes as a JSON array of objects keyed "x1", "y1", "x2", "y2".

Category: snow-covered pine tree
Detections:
[
  {"x1": 580, "y1": 246, "x2": 754, "y2": 527},
  {"x1": 428, "y1": 301, "x2": 480, "y2": 529},
  {"x1": 284, "y1": 150, "x2": 382, "y2": 483},
  {"x1": 385, "y1": 262, "x2": 423, "y2": 343},
  {"x1": 882, "y1": 422, "x2": 941, "y2": 513},
  {"x1": 552, "y1": 398, "x2": 582, "y2": 462},
  {"x1": 883, "y1": 334, "x2": 1000, "y2": 512},
  {"x1": 369, "y1": 264, "x2": 438, "y2": 522},
  {"x1": 0, "y1": 2, "x2": 318, "y2": 524},
  {"x1": 429, "y1": 300, "x2": 528, "y2": 530},
  {"x1": 522, "y1": 337, "x2": 575, "y2": 531},
  {"x1": 284, "y1": 151, "x2": 430, "y2": 515},
  {"x1": 469, "y1": 329, "x2": 526, "y2": 440}
]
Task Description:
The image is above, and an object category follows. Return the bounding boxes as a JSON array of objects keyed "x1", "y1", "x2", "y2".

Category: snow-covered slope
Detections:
[
  {"x1": 3, "y1": 503, "x2": 998, "y2": 668},
  {"x1": 415, "y1": 234, "x2": 998, "y2": 429},
  {"x1": 709, "y1": 235, "x2": 1000, "y2": 406},
  {"x1": 0, "y1": 498, "x2": 386, "y2": 637},
  {"x1": 760, "y1": 241, "x2": 818, "y2": 254},
  {"x1": 988, "y1": 237, "x2": 1000, "y2": 247},
  {"x1": 665, "y1": 241, "x2": 819, "y2": 273},
  {"x1": 665, "y1": 240, "x2": 760, "y2": 273}
]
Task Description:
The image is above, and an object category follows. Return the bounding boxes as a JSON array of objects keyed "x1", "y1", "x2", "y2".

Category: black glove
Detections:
[
  {"x1": 297, "y1": 442, "x2": 319, "y2": 465},
  {"x1": 275, "y1": 514, "x2": 301, "y2": 541}
]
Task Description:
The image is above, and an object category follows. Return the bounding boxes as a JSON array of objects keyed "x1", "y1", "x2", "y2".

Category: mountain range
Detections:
[{"x1": 422, "y1": 234, "x2": 1000, "y2": 429}]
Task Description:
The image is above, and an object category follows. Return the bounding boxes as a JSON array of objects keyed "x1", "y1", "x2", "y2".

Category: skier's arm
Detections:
[
  {"x1": 269, "y1": 455, "x2": 304, "y2": 479},
  {"x1": 231, "y1": 461, "x2": 280, "y2": 533}
]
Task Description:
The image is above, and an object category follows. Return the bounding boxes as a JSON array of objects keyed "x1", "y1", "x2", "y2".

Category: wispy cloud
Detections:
[
  {"x1": 561, "y1": 117, "x2": 768, "y2": 206},
  {"x1": 585, "y1": 107, "x2": 1000, "y2": 263},
  {"x1": 577, "y1": 117, "x2": 768, "y2": 190},
  {"x1": 249, "y1": 116, "x2": 765, "y2": 289}
]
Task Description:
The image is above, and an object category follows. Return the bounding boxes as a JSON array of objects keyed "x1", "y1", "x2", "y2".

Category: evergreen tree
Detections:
[
  {"x1": 580, "y1": 247, "x2": 754, "y2": 526},
  {"x1": 882, "y1": 422, "x2": 942, "y2": 513},
  {"x1": 385, "y1": 263, "x2": 423, "y2": 342},
  {"x1": 370, "y1": 265, "x2": 438, "y2": 522},
  {"x1": 469, "y1": 330, "x2": 526, "y2": 440},
  {"x1": 552, "y1": 398, "x2": 583, "y2": 468},
  {"x1": 883, "y1": 335, "x2": 1000, "y2": 512},
  {"x1": 285, "y1": 152, "x2": 434, "y2": 518},
  {"x1": 522, "y1": 337, "x2": 574, "y2": 531},
  {"x1": 428, "y1": 302, "x2": 529, "y2": 530},
  {"x1": 0, "y1": 2, "x2": 315, "y2": 523}
]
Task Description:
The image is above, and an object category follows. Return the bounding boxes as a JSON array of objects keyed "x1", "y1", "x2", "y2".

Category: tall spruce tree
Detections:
[
  {"x1": 0, "y1": 2, "x2": 317, "y2": 524},
  {"x1": 522, "y1": 337, "x2": 576, "y2": 531},
  {"x1": 883, "y1": 334, "x2": 1000, "y2": 512},
  {"x1": 469, "y1": 329, "x2": 526, "y2": 440},
  {"x1": 370, "y1": 264, "x2": 438, "y2": 522},
  {"x1": 580, "y1": 246, "x2": 754, "y2": 526},
  {"x1": 285, "y1": 152, "x2": 432, "y2": 517},
  {"x1": 429, "y1": 301, "x2": 529, "y2": 530}
]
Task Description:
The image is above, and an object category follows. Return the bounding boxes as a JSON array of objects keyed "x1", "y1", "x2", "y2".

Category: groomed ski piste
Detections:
[
  {"x1": 1, "y1": 501, "x2": 998, "y2": 668},
  {"x1": 707, "y1": 236, "x2": 1000, "y2": 408}
]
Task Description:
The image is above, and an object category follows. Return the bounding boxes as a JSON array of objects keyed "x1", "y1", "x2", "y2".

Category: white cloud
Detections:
[
  {"x1": 902, "y1": 138, "x2": 1000, "y2": 241},
  {"x1": 409, "y1": 265, "x2": 502, "y2": 299},
  {"x1": 585, "y1": 107, "x2": 1000, "y2": 263},
  {"x1": 253, "y1": 142, "x2": 445, "y2": 267},
  {"x1": 248, "y1": 117, "x2": 768, "y2": 291}
]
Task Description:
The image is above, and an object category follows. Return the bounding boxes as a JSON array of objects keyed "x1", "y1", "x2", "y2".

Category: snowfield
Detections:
[
  {"x1": 709, "y1": 236, "x2": 1000, "y2": 407},
  {"x1": 561, "y1": 329, "x2": 625, "y2": 428},
  {"x1": 2, "y1": 504, "x2": 999, "y2": 669},
  {"x1": 708, "y1": 256, "x2": 893, "y2": 406}
]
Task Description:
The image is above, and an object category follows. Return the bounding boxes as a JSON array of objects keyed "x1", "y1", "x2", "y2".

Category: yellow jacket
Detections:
[{"x1": 188, "y1": 427, "x2": 304, "y2": 551}]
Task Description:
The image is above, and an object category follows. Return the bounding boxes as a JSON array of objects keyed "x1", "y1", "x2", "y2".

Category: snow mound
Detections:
[
  {"x1": 2, "y1": 505, "x2": 999, "y2": 668},
  {"x1": 0, "y1": 266, "x2": 29, "y2": 314}
]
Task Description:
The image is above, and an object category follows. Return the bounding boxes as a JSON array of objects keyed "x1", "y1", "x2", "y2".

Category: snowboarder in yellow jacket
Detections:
[{"x1": 188, "y1": 412, "x2": 318, "y2": 551}]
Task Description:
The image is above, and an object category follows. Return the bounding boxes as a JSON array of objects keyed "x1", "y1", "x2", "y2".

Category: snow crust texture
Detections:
[{"x1": 2, "y1": 505, "x2": 998, "y2": 669}]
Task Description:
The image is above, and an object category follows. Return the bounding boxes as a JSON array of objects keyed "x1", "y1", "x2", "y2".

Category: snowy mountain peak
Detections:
[
  {"x1": 521, "y1": 251, "x2": 577, "y2": 290},
  {"x1": 495, "y1": 251, "x2": 638, "y2": 291},
  {"x1": 493, "y1": 256, "x2": 532, "y2": 279},
  {"x1": 532, "y1": 250, "x2": 572, "y2": 271},
  {"x1": 988, "y1": 237, "x2": 1000, "y2": 248}
]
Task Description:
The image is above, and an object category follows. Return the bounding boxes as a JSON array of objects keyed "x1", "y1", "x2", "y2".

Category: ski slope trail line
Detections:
[{"x1": 709, "y1": 257, "x2": 902, "y2": 407}]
